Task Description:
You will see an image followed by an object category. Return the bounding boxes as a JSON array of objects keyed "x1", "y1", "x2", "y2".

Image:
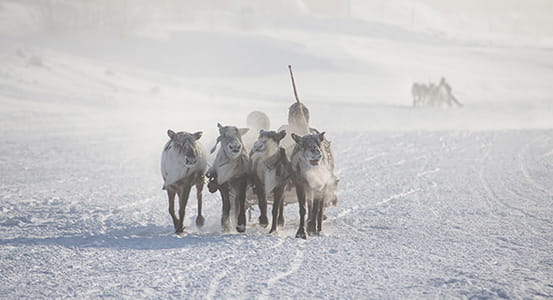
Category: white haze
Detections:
[
  {"x1": 1, "y1": 0, "x2": 552, "y2": 134},
  {"x1": 1, "y1": 1, "x2": 553, "y2": 298}
]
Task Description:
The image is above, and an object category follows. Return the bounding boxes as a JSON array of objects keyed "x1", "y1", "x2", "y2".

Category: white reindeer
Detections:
[
  {"x1": 161, "y1": 129, "x2": 206, "y2": 233},
  {"x1": 207, "y1": 123, "x2": 250, "y2": 232}
]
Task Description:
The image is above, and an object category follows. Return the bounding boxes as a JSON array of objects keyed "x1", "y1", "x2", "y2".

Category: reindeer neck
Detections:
[{"x1": 264, "y1": 144, "x2": 280, "y2": 158}]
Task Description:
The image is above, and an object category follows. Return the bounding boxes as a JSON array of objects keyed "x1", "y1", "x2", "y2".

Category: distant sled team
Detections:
[
  {"x1": 160, "y1": 66, "x2": 339, "y2": 239},
  {"x1": 412, "y1": 77, "x2": 463, "y2": 108}
]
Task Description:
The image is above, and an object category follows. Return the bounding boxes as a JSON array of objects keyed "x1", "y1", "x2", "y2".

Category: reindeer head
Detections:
[
  {"x1": 216, "y1": 123, "x2": 249, "y2": 159},
  {"x1": 167, "y1": 129, "x2": 203, "y2": 166},
  {"x1": 291, "y1": 131, "x2": 325, "y2": 166},
  {"x1": 251, "y1": 130, "x2": 286, "y2": 154}
]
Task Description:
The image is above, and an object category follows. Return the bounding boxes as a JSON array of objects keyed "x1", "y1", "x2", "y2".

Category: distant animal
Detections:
[
  {"x1": 249, "y1": 129, "x2": 288, "y2": 233},
  {"x1": 207, "y1": 123, "x2": 250, "y2": 232},
  {"x1": 161, "y1": 129, "x2": 206, "y2": 233},
  {"x1": 412, "y1": 78, "x2": 462, "y2": 108},
  {"x1": 289, "y1": 131, "x2": 338, "y2": 239},
  {"x1": 411, "y1": 83, "x2": 427, "y2": 107}
]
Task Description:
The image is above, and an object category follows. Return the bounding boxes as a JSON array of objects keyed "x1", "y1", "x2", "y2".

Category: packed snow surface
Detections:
[{"x1": 1, "y1": 1, "x2": 553, "y2": 298}]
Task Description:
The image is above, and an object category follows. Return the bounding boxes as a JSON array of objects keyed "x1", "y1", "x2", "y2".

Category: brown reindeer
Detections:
[
  {"x1": 289, "y1": 131, "x2": 338, "y2": 239},
  {"x1": 249, "y1": 129, "x2": 289, "y2": 233}
]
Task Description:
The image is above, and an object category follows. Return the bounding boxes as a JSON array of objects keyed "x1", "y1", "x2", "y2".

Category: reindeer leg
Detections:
[
  {"x1": 295, "y1": 185, "x2": 307, "y2": 239},
  {"x1": 253, "y1": 176, "x2": 268, "y2": 227},
  {"x1": 307, "y1": 197, "x2": 313, "y2": 225},
  {"x1": 236, "y1": 177, "x2": 248, "y2": 233},
  {"x1": 167, "y1": 189, "x2": 179, "y2": 232},
  {"x1": 307, "y1": 197, "x2": 318, "y2": 235},
  {"x1": 277, "y1": 189, "x2": 285, "y2": 227},
  {"x1": 220, "y1": 184, "x2": 231, "y2": 232},
  {"x1": 176, "y1": 185, "x2": 192, "y2": 234},
  {"x1": 317, "y1": 198, "x2": 324, "y2": 233},
  {"x1": 269, "y1": 185, "x2": 284, "y2": 234},
  {"x1": 195, "y1": 180, "x2": 205, "y2": 227}
]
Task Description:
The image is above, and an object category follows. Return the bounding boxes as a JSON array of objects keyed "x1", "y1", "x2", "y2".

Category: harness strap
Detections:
[{"x1": 210, "y1": 136, "x2": 222, "y2": 154}]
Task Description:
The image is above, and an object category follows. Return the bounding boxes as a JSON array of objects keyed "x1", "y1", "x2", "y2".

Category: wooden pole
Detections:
[
  {"x1": 287, "y1": 65, "x2": 308, "y2": 126},
  {"x1": 288, "y1": 65, "x2": 301, "y2": 104}
]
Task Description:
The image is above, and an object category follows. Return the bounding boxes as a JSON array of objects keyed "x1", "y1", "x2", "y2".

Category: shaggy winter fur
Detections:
[
  {"x1": 249, "y1": 130, "x2": 288, "y2": 232},
  {"x1": 289, "y1": 131, "x2": 338, "y2": 239},
  {"x1": 207, "y1": 123, "x2": 250, "y2": 232},
  {"x1": 161, "y1": 129, "x2": 206, "y2": 233}
]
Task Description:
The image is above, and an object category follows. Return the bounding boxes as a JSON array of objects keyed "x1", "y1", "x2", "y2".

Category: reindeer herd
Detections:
[
  {"x1": 411, "y1": 77, "x2": 463, "y2": 108},
  {"x1": 161, "y1": 105, "x2": 338, "y2": 239}
]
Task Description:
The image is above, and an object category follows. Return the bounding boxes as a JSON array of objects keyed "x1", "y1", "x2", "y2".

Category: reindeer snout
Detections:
[
  {"x1": 311, "y1": 149, "x2": 322, "y2": 160},
  {"x1": 252, "y1": 141, "x2": 265, "y2": 152},
  {"x1": 228, "y1": 142, "x2": 242, "y2": 154},
  {"x1": 184, "y1": 156, "x2": 197, "y2": 165}
]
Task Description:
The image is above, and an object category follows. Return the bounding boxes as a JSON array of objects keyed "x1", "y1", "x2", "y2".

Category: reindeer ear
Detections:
[
  {"x1": 239, "y1": 128, "x2": 249, "y2": 136},
  {"x1": 167, "y1": 129, "x2": 176, "y2": 139},
  {"x1": 217, "y1": 123, "x2": 223, "y2": 130},
  {"x1": 318, "y1": 131, "x2": 326, "y2": 142},
  {"x1": 291, "y1": 133, "x2": 301, "y2": 144},
  {"x1": 193, "y1": 131, "x2": 203, "y2": 140},
  {"x1": 277, "y1": 130, "x2": 286, "y2": 142}
]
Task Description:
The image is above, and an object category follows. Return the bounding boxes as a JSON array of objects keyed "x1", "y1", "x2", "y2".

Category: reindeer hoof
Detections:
[
  {"x1": 296, "y1": 229, "x2": 307, "y2": 239},
  {"x1": 207, "y1": 180, "x2": 218, "y2": 193},
  {"x1": 236, "y1": 224, "x2": 246, "y2": 233},
  {"x1": 269, "y1": 227, "x2": 277, "y2": 234},
  {"x1": 195, "y1": 215, "x2": 205, "y2": 227},
  {"x1": 307, "y1": 225, "x2": 316, "y2": 235},
  {"x1": 278, "y1": 218, "x2": 285, "y2": 227},
  {"x1": 259, "y1": 216, "x2": 268, "y2": 227}
]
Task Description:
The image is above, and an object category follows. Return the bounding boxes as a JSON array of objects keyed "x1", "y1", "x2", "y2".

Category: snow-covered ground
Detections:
[{"x1": 1, "y1": 1, "x2": 553, "y2": 298}]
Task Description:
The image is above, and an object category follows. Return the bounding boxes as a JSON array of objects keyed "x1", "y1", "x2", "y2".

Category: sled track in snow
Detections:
[
  {"x1": 264, "y1": 246, "x2": 305, "y2": 289},
  {"x1": 478, "y1": 135, "x2": 552, "y2": 225},
  {"x1": 517, "y1": 136, "x2": 553, "y2": 197}
]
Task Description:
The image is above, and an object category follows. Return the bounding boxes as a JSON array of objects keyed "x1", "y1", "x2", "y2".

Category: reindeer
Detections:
[
  {"x1": 207, "y1": 123, "x2": 250, "y2": 232},
  {"x1": 411, "y1": 83, "x2": 423, "y2": 107},
  {"x1": 249, "y1": 129, "x2": 288, "y2": 232},
  {"x1": 289, "y1": 131, "x2": 338, "y2": 239},
  {"x1": 412, "y1": 83, "x2": 431, "y2": 107},
  {"x1": 161, "y1": 130, "x2": 206, "y2": 233},
  {"x1": 413, "y1": 78, "x2": 463, "y2": 108}
]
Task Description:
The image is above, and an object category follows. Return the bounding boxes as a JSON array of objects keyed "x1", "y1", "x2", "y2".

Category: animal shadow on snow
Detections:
[{"x1": 0, "y1": 225, "x2": 233, "y2": 250}]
